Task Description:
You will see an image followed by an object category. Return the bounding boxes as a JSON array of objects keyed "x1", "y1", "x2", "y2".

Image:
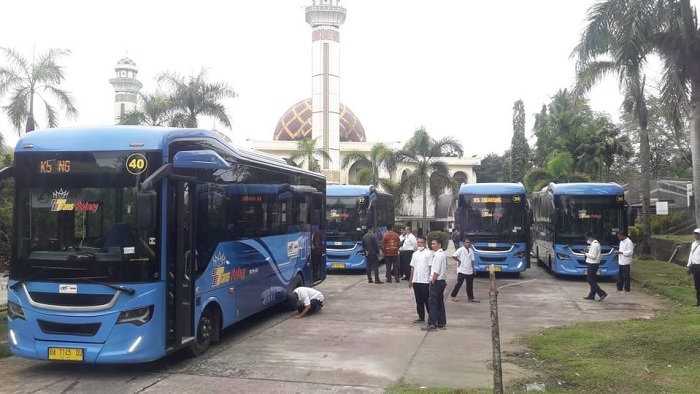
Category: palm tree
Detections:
[
  {"x1": 157, "y1": 69, "x2": 236, "y2": 128},
  {"x1": 118, "y1": 91, "x2": 173, "y2": 126},
  {"x1": 289, "y1": 137, "x2": 332, "y2": 173},
  {"x1": 394, "y1": 127, "x2": 463, "y2": 235},
  {"x1": 573, "y1": 0, "x2": 656, "y2": 252},
  {"x1": 340, "y1": 142, "x2": 394, "y2": 186},
  {"x1": 0, "y1": 47, "x2": 78, "y2": 135}
]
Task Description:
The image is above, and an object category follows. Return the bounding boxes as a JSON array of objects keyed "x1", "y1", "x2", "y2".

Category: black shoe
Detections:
[
  {"x1": 695, "y1": 303, "x2": 700, "y2": 307},
  {"x1": 599, "y1": 293, "x2": 608, "y2": 302},
  {"x1": 421, "y1": 325, "x2": 437, "y2": 331},
  {"x1": 412, "y1": 318, "x2": 425, "y2": 323},
  {"x1": 582, "y1": 297, "x2": 594, "y2": 300},
  {"x1": 386, "y1": 279, "x2": 393, "y2": 283},
  {"x1": 437, "y1": 325, "x2": 446, "y2": 330},
  {"x1": 375, "y1": 280, "x2": 384, "y2": 284},
  {"x1": 368, "y1": 279, "x2": 373, "y2": 283}
]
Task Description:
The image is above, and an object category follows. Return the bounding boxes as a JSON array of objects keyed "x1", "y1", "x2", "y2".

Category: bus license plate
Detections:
[
  {"x1": 486, "y1": 266, "x2": 502, "y2": 272},
  {"x1": 331, "y1": 263, "x2": 345, "y2": 269},
  {"x1": 48, "y1": 347, "x2": 84, "y2": 361}
]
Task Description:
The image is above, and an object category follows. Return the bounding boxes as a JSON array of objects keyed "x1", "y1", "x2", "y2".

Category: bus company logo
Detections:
[
  {"x1": 513, "y1": 195, "x2": 522, "y2": 203},
  {"x1": 212, "y1": 251, "x2": 227, "y2": 267},
  {"x1": 51, "y1": 189, "x2": 99, "y2": 213},
  {"x1": 212, "y1": 267, "x2": 246, "y2": 286},
  {"x1": 287, "y1": 241, "x2": 300, "y2": 257}
]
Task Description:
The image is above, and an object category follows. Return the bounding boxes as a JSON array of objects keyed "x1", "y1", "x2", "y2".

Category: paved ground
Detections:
[{"x1": 0, "y1": 248, "x2": 667, "y2": 393}]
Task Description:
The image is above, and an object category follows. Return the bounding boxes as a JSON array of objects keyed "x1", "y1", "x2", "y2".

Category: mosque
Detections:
[{"x1": 109, "y1": 0, "x2": 480, "y2": 233}]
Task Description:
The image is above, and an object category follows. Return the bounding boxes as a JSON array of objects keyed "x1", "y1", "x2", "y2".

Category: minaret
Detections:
[
  {"x1": 306, "y1": 0, "x2": 346, "y2": 184},
  {"x1": 109, "y1": 57, "x2": 143, "y2": 124}
]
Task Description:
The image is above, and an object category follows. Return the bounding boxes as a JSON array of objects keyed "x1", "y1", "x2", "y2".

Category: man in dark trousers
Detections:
[
  {"x1": 583, "y1": 231, "x2": 608, "y2": 301},
  {"x1": 362, "y1": 226, "x2": 383, "y2": 284},
  {"x1": 382, "y1": 225, "x2": 401, "y2": 283}
]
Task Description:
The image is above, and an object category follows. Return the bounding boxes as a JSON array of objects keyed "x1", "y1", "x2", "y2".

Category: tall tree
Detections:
[
  {"x1": 510, "y1": 99, "x2": 531, "y2": 182},
  {"x1": 474, "y1": 152, "x2": 509, "y2": 183},
  {"x1": 573, "y1": 0, "x2": 660, "y2": 253},
  {"x1": 394, "y1": 127, "x2": 463, "y2": 234},
  {"x1": 340, "y1": 142, "x2": 394, "y2": 186},
  {"x1": 0, "y1": 47, "x2": 77, "y2": 135},
  {"x1": 289, "y1": 137, "x2": 332, "y2": 173},
  {"x1": 157, "y1": 69, "x2": 236, "y2": 128},
  {"x1": 118, "y1": 91, "x2": 173, "y2": 126}
]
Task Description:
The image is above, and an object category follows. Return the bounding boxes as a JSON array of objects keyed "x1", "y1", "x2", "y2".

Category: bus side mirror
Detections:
[{"x1": 137, "y1": 190, "x2": 157, "y2": 232}]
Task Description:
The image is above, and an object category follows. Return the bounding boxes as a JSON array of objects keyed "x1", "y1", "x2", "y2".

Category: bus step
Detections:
[{"x1": 181, "y1": 336, "x2": 195, "y2": 345}]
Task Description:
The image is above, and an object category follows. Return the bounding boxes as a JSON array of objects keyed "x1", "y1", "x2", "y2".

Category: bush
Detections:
[
  {"x1": 628, "y1": 225, "x2": 642, "y2": 245},
  {"x1": 650, "y1": 212, "x2": 683, "y2": 234},
  {"x1": 427, "y1": 230, "x2": 449, "y2": 251}
]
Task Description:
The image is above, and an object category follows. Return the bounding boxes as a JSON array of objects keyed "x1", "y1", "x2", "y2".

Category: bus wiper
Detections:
[
  {"x1": 73, "y1": 277, "x2": 136, "y2": 295},
  {"x1": 9, "y1": 265, "x2": 79, "y2": 291}
]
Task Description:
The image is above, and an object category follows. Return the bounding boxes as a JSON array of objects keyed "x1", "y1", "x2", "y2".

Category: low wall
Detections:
[{"x1": 651, "y1": 237, "x2": 690, "y2": 266}]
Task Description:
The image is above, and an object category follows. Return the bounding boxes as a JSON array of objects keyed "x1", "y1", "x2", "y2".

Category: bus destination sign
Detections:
[
  {"x1": 39, "y1": 159, "x2": 71, "y2": 174},
  {"x1": 472, "y1": 197, "x2": 502, "y2": 204}
]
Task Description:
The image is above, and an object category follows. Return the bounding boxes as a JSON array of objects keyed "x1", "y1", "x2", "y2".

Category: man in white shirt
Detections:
[
  {"x1": 449, "y1": 237, "x2": 480, "y2": 303},
  {"x1": 614, "y1": 230, "x2": 634, "y2": 294},
  {"x1": 583, "y1": 232, "x2": 608, "y2": 301},
  {"x1": 422, "y1": 238, "x2": 447, "y2": 331},
  {"x1": 399, "y1": 227, "x2": 417, "y2": 280},
  {"x1": 686, "y1": 228, "x2": 700, "y2": 307},
  {"x1": 289, "y1": 287, "x2": 324, "y2": 319},
  {"x1": 408, "y1": 236, "x2": 432, "y2": 323}
]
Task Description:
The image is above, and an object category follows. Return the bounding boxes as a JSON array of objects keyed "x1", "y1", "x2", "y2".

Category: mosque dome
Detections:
[
  {"x1": 273, "y1": 98, "x2": 366, "y2": 142},
  {"x1": 117, "y1": 57, "x2": 137, "y2": 67}
]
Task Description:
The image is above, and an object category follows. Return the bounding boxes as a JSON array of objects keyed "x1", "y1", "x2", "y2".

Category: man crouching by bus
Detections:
[{"x1": 290, "y1": 287, "x2": 325, "y2": 319}]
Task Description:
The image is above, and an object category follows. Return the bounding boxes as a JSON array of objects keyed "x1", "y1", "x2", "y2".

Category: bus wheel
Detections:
[
  {"x1": 190, "y1": 308, "x2": 217, "y2": 356},
  {"x1": 286, "y1": 275, "x2": 304, "y2": 311}
]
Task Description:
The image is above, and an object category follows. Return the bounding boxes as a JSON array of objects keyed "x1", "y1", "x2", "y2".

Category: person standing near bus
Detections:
[
  {"x1": 362, "y1": 226, "x2": 383, "y2": 284},
  {"x1": 382, "y1": 225, "x2": 401, "y2": 283},
  {"x1": 290, "y1": 287, "x2": 325, "y2": 319},
  {"x1": 400, "y1": 227, "x2": 417, "y2": 281},
  {"x1": 409, "y1": 235, "x2": 432, "y2": 323},
  {"x1": 450, "y1": 237, "x2": 480, "y2": 303},
  {"x1": 686, "y1": 228, "x2": 700, "y2": 307},
  {"x1": 583, "y1": 232, "x2": 608, "y2": 301},
  {"x1": 614, "y1": 230, "x2": 634, "y2": 294},
  {"x1": 422, "y1": 238, "x2": 447, "y2": 331}
]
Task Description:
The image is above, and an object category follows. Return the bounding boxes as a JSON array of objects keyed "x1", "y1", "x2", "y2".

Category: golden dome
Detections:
[{"x1": 273, "y1": 98, "x2": 366, "y2": 142}]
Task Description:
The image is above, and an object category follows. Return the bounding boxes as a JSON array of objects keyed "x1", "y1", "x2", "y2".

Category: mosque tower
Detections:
[
  {"x1": 305, "y1": 0, "x2": 346, "y2": 183},
  {"x1": 109, "y1": 57, "x2": 143, "y2": 124}
]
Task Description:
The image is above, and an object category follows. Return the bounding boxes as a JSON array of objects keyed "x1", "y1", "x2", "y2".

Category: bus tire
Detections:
[
  {"x1": 286, "y1": 274, "x2": 305, "y2": 311},
  {"x1": 190, "y1": 307, "x2": 218, "y2": 357}
]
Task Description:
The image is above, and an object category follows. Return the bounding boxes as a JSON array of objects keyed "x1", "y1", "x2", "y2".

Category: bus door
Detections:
[
  {"x1": 166, "y1": 180, "x2": 195, "y2": 350},
  {"x1": 310, "y1": 192, "x2": 326, "y2": 282}
]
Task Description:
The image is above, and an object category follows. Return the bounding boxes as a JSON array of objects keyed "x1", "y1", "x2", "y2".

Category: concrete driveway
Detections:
[{"x1": 0, "y1": 253, "x2": 666, "y2": 393}]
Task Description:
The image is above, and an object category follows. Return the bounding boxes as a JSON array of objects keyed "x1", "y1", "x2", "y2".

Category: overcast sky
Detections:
[{"x1": 0, "y1": 0, "x2": 691, "y2": 157}]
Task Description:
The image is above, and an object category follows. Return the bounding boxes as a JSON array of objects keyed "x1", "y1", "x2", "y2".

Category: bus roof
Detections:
[
  {"x1": 459, "y1": 182, "x2": 525, "y2": 195},
  {"x1": 14, "y1": 126, "x2": 324, "y2": 181},
  {"x1": 543, "y1": 182, "x2": 624, "y2": 196},
  {"x1": 327, "y1": 185, "x2": 384, "y2": 197}
]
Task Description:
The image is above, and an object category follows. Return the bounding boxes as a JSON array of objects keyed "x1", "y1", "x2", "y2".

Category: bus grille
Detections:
[
  {"x1": 480, "y1": 256, "x2": 507, "y2": 263},
  {"x1": 29, "y1": 292, "x2": 114, "y2": 307},
  {"x1": 38, "y1": 320, "x2": 101, "y2": 336},
  {"x1": 474, "y1": 246, "x2": 511, "y2": 253}
]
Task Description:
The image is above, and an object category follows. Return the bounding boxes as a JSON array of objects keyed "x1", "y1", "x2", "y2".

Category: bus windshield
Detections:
[
  {"x1": 11, "y1": 151, "x2": 161, "y2": 283},
  {"x1": 460, "y1": 194, "x2": 527, "y2": 243},
  {"x1": 554, "y1": 195, "x2": 625, "y2": 245},
  {"x1": 326, "y1": 196, "x2": 367, "y2": 242}
]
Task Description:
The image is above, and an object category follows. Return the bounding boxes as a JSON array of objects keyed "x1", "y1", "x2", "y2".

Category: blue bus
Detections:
[
  {"x1": 2, "y1": 126, "x2": 326, "y2": 363},
  {"x1": 454, "y1": 183, "x2": 530, "y2": 274},
  {"x1": 325, "y1": 185, "x2": 394, "y2": 270},
  {"x1": 531, "y1": 182, "x2": 627, "y2": 277}
]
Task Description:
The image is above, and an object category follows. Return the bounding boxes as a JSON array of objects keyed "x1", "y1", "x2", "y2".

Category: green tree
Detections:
[
  {"x1": 340, "y1": 142, "x2": 394, "y2": 186},
  {"x1": 573, "y1": 0, "x2": 661, "y2": 253},
  {"x1": 510, "y1": 99, "x2": 531, "y2": 182},
  {"x1": 0, "y1": 47, "x2": 78, "y2": 135},
  {"x1": 289, "y1": 137, "x2": 332, "y2": 173},
  {"x1": 474, "y1": 152, "x2": 509, "y2": 183},
  {"x1": 157, "y1": 69, "x2": 236, "y2": 128},
  {"x1": 394, "y1": 127, "x2": 463, "y2": 234},
  {"x1": 119, "y1": 91, "x2": 173, "y2": 126}
]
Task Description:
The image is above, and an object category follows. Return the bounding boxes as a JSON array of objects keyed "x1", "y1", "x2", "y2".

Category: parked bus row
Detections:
[{"x1": 1, "y1": 125, "x2": 629, "y2": 364}]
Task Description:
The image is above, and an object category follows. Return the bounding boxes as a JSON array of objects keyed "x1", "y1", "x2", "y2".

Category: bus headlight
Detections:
[
  {"x1": 117, "y1": 305, "x2": 154, "y2": 326},
  {"x1": 514, "y1": 251, "x2": 527, "y2": 258},
  {"x1": 556, "y1": 253, "x2": 571, "y2": 260},
  {"x1": 7, "y1": 301, "x2": 26, "y2": 320}
]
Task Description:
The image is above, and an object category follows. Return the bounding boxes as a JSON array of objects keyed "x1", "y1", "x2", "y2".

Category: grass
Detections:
[
  {"x1": 511, "y1": 260, "x2": 700, "y2": 393},
  {"x1": 652, "y1": 234, "x2": 694, "y2": 243}
]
